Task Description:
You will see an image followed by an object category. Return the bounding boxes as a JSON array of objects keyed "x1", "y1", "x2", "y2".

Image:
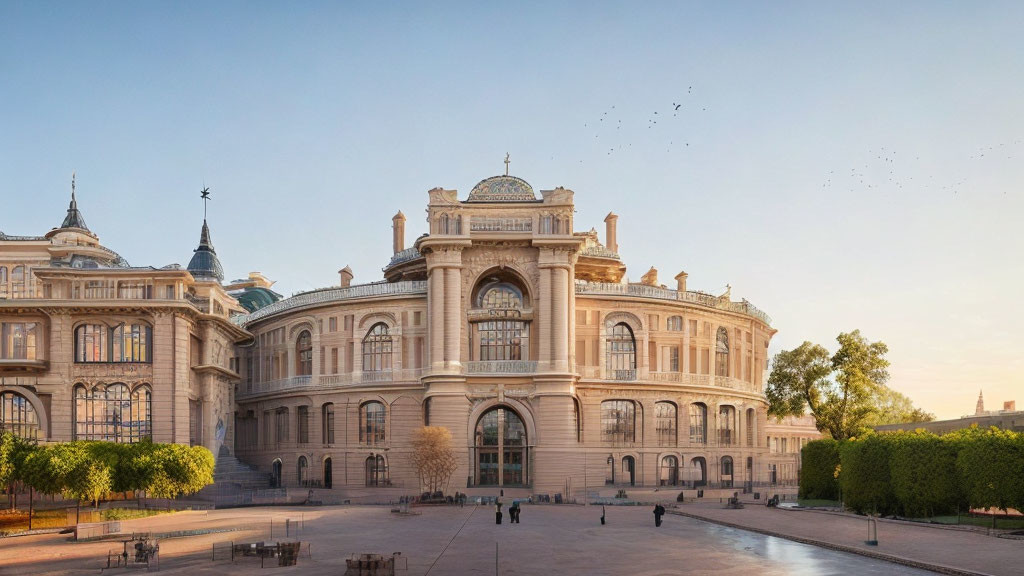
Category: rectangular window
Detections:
[
  {"x1": 669, "y1": 346, "x2": 679, "y2": 372},
  {"x1": 1, "y1": 322, "x2": 38, "y2": 360},
  {"x1": 413, "y1": 311, "x2": 422, "y2": 326},
  {"x1": 329, "y1": 317, "x2": 337, "y2": 332},
  {"x1": 275, "y1": 408, "x2": 288, "y2": 443},
  {"x1": 331, "y1": 347, "x2": 338, "y2": 374},
  {"x1": 701, "y1": 348, "x2": 710, "y2": 374},
  {"x1": 297, "y1": 406, "x2": 309, "y2": 444},
  {"x1": 601, "y1": 400, "x2": 636, "y2": 444},
  {"x1": 689, "y1": 319, "x2": 697, "y2": 335}
]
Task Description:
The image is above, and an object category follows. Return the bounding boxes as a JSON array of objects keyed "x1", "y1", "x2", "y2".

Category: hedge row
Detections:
[
  {"x1": 800, "y1": 426, "x2": 1024, "y2": 517},
  {"x1": 0, "y1": 433, "x2": 214, "y2": 506}
]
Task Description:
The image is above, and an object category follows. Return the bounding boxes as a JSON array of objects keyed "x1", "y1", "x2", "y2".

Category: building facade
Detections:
[{"x1": 2, "y1": 171, "x2": 811, "y2": 498}]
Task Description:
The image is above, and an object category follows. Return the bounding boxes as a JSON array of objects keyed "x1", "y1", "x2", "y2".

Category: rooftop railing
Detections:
[
  {"x1": 241, "y1": 281, "x2": 427, "y2": 325},
  {"x1": 464, "y1": 360, "x2": 539, "y2": 374},
  {"x1": 238, "y1": 369, "x2": 426, "y2": 399},
  {"x1": 386, "y1": 247, "x2": 423, "y2": 267},
  {"x1": 579, "y1": 245, "x2": 621, "y2": 259},
  {"x1": 469, "y1": 217, "x2": 533, "y2": 232},
  {"x1": 574, "y1": 281, "x2": 772, "y2": 325}
]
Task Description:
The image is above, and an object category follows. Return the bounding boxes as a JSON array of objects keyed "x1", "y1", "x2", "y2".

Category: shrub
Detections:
[
  {"x1": 838, "y1": 434, "x2": 895, "y2": 515},
  {"x1": 799, "y1": 439, "x2": 840, "y2": 500},
  {"x1": 888, "y1": 431, "x2": 961, "y2": 517}
]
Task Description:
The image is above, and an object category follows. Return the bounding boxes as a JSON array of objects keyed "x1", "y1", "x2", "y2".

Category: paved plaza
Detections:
[{"x1": 0, "y1": 503, "x2": 1018, "y2": 576}]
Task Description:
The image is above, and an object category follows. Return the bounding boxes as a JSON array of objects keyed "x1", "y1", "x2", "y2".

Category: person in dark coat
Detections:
[
  {"x1": 600, "y1": 505, "x2": 606, "y2": 525},
  {"x1": 653, "y1": 504, "x2": 665, "y2": 527},
  {"x1": 510, "y1": 501, "x2": 520, "y2": 523}
]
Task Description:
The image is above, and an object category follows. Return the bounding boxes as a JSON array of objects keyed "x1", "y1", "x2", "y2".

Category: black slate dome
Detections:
[{"x1": 187, "y1": 220, "x2": 224, "y2": 282}]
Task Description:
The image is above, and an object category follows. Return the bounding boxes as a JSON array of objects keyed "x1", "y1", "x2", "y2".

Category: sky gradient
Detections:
[{"x1": 2, "y1": 2, "x2": 1022, "y2": 419}]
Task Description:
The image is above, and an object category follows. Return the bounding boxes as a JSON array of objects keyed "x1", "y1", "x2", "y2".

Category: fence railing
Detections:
[
  {"x1": 574, "y1": 281, "x2": 772, "y2": 325},
  {"x1": 464, "y1": 360, "x2": 539, "y2": 374},
  {"x1": 241, "y1": 281, "x2": 427, "y2": 325},
  {"x1": 239, "y1": 369, "x2": 426, "y2": 398},
  {"x1": 470, "y1": 217, "x2": 533, "y2": 232}
]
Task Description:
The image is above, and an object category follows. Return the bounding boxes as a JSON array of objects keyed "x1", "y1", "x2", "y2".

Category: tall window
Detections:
[
  {"x1": 75, "y1": 324, "x2": 108, "y2": 362},
  {"x1": 360, "y1": 401, "x2": 386, "y2": 445},
  {"x1": 474, "y1": 283, "x2": 529, "y2": 362},
  {"x1": 10, "y1": 266, "x2": 26, "y2": 299},
  {"x1": 0, "y1": 391, "x2": 40, "y2": 439},
  {"x1": 74, "y1": 384, "x2": 151, "y2": 442},
  {"x1": 746, "y1": 408, "x2": 755, "y2": 447},
  {"x1": 666, "y1": 316, "x2": 683, "y2": 331},
  {"x1": 606, "y1": 323, "x2": 636, "y2": 380},
  {"x1": 361, "y1": 323, "x2": 393, "y2": 372},
  {"x1": 715, "y1": 327, "x2": 729, "y2": 376},
  {"x1": 601, "y1": 400, "x2": 636, "y2": 444},
  {"x1": 1, "y1": 322, "x2": 38, "y2": 360},
  {"x1": 296, "y1": 330, "x2": 312, "y2": 376},
  {"x1": 718, "y1": 405, "x2": 736, "y2": 446},
  {"x1": 365, "y1": 454, "x2": 388, "y2": 486},
  {"x1": 112, "y1": 324, "x2": 151, "y2": 362},
  {"x1": 322, "y1": 403, "x2": 335, "y2": 444},
  {"x1": 0, "y1": 267, "x2": 7, "y2": 297},
  {"x1": 275, "y1": 408, "x2": 289, "y2": 443},
  {"x1": 691, "y1": 457, "x2": 707, "y2": 487},
  {"x1": 297, "y1": 456, "x2": 308, "y2": 486},
  {"x1": 721, "y1": 456, "x2": 734, "y2": 488},
  {"x1": 655, "y1": 402, "x2": 677, "y2": 446},
  {"x1": 689, "y1": 403, "x2": 707, "y2": 444},
  {"x1": 473, "y1": 406, "x2": 527, "y2": 486},
  {"x1": 297, "y1": 405, "x2": 309, "y2": 444}
]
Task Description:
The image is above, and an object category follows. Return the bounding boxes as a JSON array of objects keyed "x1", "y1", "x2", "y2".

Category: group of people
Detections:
[{"x1": 495, "y1": 500, "x2": 522, "y2": 524}]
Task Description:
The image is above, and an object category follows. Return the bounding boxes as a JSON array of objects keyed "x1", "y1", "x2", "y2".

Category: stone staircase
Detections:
[{"x1": 196, "y1": 454, "x2": 273, "y2": 506}]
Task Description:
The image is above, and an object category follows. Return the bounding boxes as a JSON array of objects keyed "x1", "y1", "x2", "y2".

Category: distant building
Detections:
[{"x1": 875, "y1": 391, "x2": 1023, "y2": 434}]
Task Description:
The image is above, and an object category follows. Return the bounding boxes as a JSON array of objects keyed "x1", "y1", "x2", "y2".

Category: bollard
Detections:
[{"x1": 865, "y1": 517, "x2": 878, "y2": 546}]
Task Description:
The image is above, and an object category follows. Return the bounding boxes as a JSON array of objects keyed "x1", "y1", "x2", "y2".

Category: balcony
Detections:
[
  {"x1": 469, "y1": 217, "x2": 533, "y2": 232},
  {"x1": 238, "y1": 369, "x2": 426, "y2": 399},
  {"x1": 241, "y1": 281, "x2": 428, "y2": 326},
  {"x1": 464, "y1": 360, "x2": 538, "y2": 375},
  {"x1": 574, "y1": 281, "x2": 772, "y2": 326}
]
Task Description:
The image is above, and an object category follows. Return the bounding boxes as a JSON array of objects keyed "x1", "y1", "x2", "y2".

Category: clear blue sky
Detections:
[{"x1": 2, "y1": 2, "x2": 1022, "y2": 419}]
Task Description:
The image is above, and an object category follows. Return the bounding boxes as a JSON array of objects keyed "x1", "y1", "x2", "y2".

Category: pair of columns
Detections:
[
  {"x1": 428, "y1": 258, "x2": 462, "y2": 369},
  {"x1": 538, "y1": 263, "x2": 570, "y2": 371}
]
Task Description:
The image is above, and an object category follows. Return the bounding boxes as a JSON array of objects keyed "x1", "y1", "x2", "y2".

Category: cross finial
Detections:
[
  {"x1": 504, "y1": 153, "x2": 510, "y2": 176},
  {"x1": 200, "y1": 186, "x2": 211, "y2": 219}
]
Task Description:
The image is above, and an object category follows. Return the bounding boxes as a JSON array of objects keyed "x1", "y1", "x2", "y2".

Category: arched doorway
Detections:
[
  {"x1": 473, "y1": 406, "x2": 527, "y2": 487},
  {"x1": 660, "y1": 455, "x2": 679, "y2": 486},
  {"x1": 324, "y1": 457, "x2": 333, "y2": 489},
  {"x1": 365, "y1": 454, "x2": 387, "y2": 487},
  {"x1": 622, "y1": 455, "x2": 636, "y2": 486},
  {"x1": 271, "y1": 459, "x2": 283, "y2": 488},
  {"x1": 690, "y1": 457, "x2": 707, "y2": 487}
]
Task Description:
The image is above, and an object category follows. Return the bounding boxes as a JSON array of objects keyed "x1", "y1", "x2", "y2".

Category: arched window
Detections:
[
  {"x1": 721, "y1": 456, "x2": 734, "y2": 488},
  {"x1": 322, "y1": 403, "x2": 335, "y2": 444},
  {"x1": 297, "y1": 456, "x2": 308, "y2": 486},
  {"x1": 473, "y1": 406, "x2": 527, "y2": 486},
  {"x1": 0, "y1": 391, "x2": 40, "y2": 440},
  {"x1": 423, "y1": 397, "x2": 431, "y2": 426},
  {"x1": 718, "y1": 405, "x2": 736, "y2": 446},
  {"x1": 0, "y1": 266, "x2": 7, "y2": 298},
  {"x1": 10, "y1": 266, "x2": 26, "y2": 299},
  {"x1": 74, "y1": 383, "x2": 151, "y2": 442},
  {"x1": 690, "y1": 456, "x2": 707, "y2": 487},
  {"x1": 366, "y1": 454, "x2": 388, "y2": 486},
  {"x1": 361, "y1": 324, "x2": 392, "y2": 372},
  {"x1": 112, "y1": 324, "x2": 151, "y2": 363},
  {"x1": 473, "y1": 279, "x2": 529, "y2": 362},
  {"x1": 296, "y1": 330, "x2": 312, "y2": 376},
  {"x1": 573, "y1": 397, "x2": 582, "y2": 443},
  {"x1": 297, "y1": 405, "x2": 310, "y2": 444},
  {"x1": 601, "y1": 400, "x2": 636, "y2": 444},
  {"x1": 438, "y1": 213, "x2": 449, "y2": 234},
  {"x1": 660, "y1": 455, "x2": 679, "y2": 486},
  {"x1": 272, "y1": 459, "x2": 283, "y2": 488},
  {"x1": 323, "y1": 457, "x2": 333, "y2": 489},
  {"x1": 666, "y1": 316, "x2": 683, "y2": 331},
  {"x1": 75, "y1": 324, "x2": 108, "y2": 362},
  {"x1": 606, "y1": 323, "x2": 636, "y2": 380},
  {"x1": 655, "y1": 402, "x2": 677, "y2": 446},
  {"x1": 360, "y1": 401, "x2": 386, "y2": 445},
  {"x1": 715, "y1": 327, "x2": 729, "y2": 376},
  {"x1": 689, "y1": 403, "x2": 707, "y2": 444}
]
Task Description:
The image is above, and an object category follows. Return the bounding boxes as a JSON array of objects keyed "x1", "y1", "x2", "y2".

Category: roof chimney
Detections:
[
  {"x1": 674, "y1": 270, "x2": 688, "y2": 292},
  {"x1": 392, "y1": 211, "x2": 406, "y2": 254},
  {"x1": 604, "y1": 212, "x2": 618, "y2": 254},
  {"x1": 339, "y1": 265, "x2": 353, "y2": 288},
  {"x1": 1004, "y1": 400, "x2": 1016, "y2": 412}
]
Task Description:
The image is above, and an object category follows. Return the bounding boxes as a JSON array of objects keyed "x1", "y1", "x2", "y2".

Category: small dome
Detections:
[
  {"x1": 466, "y1": 175, "x2": 536, "y2": 202},
  {"x1": 187, "y1": 220, "x2": 224, "y2": 282}
]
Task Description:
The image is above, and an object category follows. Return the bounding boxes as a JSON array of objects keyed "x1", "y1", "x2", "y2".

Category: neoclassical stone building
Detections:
[
  {"x1": 233, "y1": 173, "x2": 786, "y2": 496},
  {"x1": 2, "y1": 171, "x2": 813, "y2": 498}
]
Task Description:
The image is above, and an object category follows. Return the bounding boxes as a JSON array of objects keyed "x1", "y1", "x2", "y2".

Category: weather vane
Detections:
[
  {"x1": 200, "y1": 186, "x2": 211, "y2": 219},
  {"x1": 504, "y1": 153, "x2": 510, "y2": 176},
  {"x1": 71, "y1": 171, "x2": 76, "y2": 200}
]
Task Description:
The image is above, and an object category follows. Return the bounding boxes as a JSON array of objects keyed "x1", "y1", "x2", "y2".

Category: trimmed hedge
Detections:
[
  {"x1": 799, "y1": 438, "x2": 840, "y2": 500},
  {"x1": 802, "y1": 426, "x2": 1024, "y2": 517}
]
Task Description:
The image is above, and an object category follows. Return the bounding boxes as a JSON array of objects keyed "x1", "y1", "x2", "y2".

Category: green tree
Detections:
[
  {"x1": 767, "y1": 330, "x2": 896, "y2": 439},
  {"x1": 146, "y1": 444, "x2": 214, "y2": 499},
  {"x1": 867, "y1": 388, "x2": 936, "y2": 427},
  {"x1": 799, "y1": 438, "x2": 840, "y2": 500}
]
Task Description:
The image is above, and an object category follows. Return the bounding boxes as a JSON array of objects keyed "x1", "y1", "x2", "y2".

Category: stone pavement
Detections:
[
  {"x1": 671, "y1": 502, "x2": 1023, "y2": 576},
  {"x1": 0, "y1": 504, "x2": 1009, "y2": 576}
]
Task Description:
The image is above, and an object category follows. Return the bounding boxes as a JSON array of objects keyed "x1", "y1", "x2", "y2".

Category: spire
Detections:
[
  {"x1": 975, "y1": 390, "x2": 985, "y2": 415},
  {"x1": 60, "y1": 171, "x2": 90, "y2": 231},
  {"x1": 187, "y1": 186, "x2": 224, "y2": 282}
]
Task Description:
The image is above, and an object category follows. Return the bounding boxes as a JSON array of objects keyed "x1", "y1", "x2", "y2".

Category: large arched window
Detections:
[
  {"x1": 361, "y1": 324, "x2": 392, "y2": 372},
  {"x1": 721, "y1": 456, "x2": 734, "y2": 488},
  {"x1": 112, "y1": 324, "x2": 151, "y2": 363},
  {"x1": 296, "y1": 330, "x2": 313, "y2": 376},
  {"x1": 75, "y1": 325, "x2": 108, "y2": 362},
  {"x1": 74, "y1": 383, "x2": 151, "y2": 442},
  {"x1": 322, "y1": 403, "x2": 335, "y2": 444},
  {"x1": 10, "y1": 266, "x2": 26, "y2": 299},
  {"x1": 473, "y1": 406, "x2": 527, "y2": 486},
  {"x1": 366, "y1": 454, "x2": 388, "y2": 486},
  {"x1": 715, "y1": 327, "x2": 729, "y2": 376},
  {"x1": 0, "y1": 391, "x2": 40, "y2": 439},
  {"x1": 601, "y1": 400, "x2": 636, "y2": 444},
  {"x1": 360, "y1": 401, "x2": 386, "y2": 445},
  {"x1": 473, "y1": 279, "x2": 529, "y2": 362},
  {"x1": 689, "y1": 403, "x2": 707, "y2": 444},
  {"x1": 660, "y1": 455, "x2": 679, "y2": 486},
  {"x1": 655, "y1": 402, "x2": 677, "y2": 446},
  {"x1": 690, "y1": 456, "x2": 707, "y2": 487},
  {"x1": 606, "y1": 323, "x2": 636, "y2": 380},
  {"x1": 718, "y1": 405, "x2": 736, "y2": 446}
]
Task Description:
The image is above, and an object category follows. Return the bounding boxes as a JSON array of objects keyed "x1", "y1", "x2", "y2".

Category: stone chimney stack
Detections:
[
  {"x1": 392, "y1": 211, "x2": 406, "y2": 254},
  {"x1": 604, "y1": 212, "x2": 618, "y2": 254},
  {"x1": 1004, "y1": 400, "x2": 1016, "y2": 412},
  {"x1": 339, "y1": 265, "x2": 353, "y2": 288},
  {"x1": 674, "y1": 270, "x2": 688, "y2": 292}
]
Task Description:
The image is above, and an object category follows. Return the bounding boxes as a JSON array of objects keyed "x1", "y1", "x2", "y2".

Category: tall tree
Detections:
[
  {"x1": 766, "y1": 330, "x2": 897, "y2": 440},
  {"x1": 411, "y1": 426, "x2": 458, "y2": 494}
]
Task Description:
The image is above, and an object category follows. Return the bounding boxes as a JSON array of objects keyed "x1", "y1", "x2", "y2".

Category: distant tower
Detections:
[{"x1": 975, "y1": 390, "x2": 985, "y2": 416}]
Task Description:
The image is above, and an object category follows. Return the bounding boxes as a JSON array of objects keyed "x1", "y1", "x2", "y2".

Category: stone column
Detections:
[
  {"x1": 444, "y1": 266, "x2": 461, "y2": 366},
  {"x1": 553, "y1": 266, "x2": 568, "y2": 371},
  {"x1": 538, "y1": 266, "x2": 552, "y2": 366},
  {"x1": 429, "y1": 267, "x2": 445, "y2": 368}
]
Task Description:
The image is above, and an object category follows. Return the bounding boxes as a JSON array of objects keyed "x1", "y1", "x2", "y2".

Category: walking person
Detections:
[
  {"x1": 653, "y1": 504, "x2": 665, "y2": 527},
  {"x1": 600, "y1": 505, "x2": 606, "y2": 525}
]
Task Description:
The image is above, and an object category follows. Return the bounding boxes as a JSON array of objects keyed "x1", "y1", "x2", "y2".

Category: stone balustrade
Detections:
[
  {"x1": 464, "y1": 360, "x2": 539, "y2": 374},
  {"x1": 574, "y1": 281, "x2": 772, "y2": 326}
]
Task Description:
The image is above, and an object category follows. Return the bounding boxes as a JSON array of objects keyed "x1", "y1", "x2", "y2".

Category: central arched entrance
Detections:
[
  {"x1": 324, "y1": 457, "x2": 333, "y2": 489},
  {"x1": 473, "y1": 406, "x2": 528, "y2": 487},
  {"x1": 271, "y1": 459, "x2": 283, "y2": 488}
]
